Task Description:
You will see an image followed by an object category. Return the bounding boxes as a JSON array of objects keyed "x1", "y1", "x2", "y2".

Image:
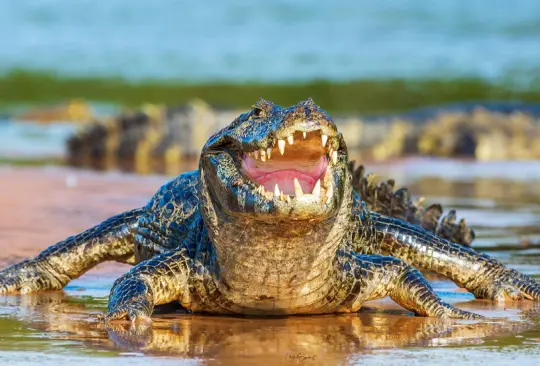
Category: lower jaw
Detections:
[
  {"x1": 242, "y1": 156, "x2": 328, "y2": 195},
  {"x1": 255, "y1": 171, "x2": 322, "y2": 195},
  {"x1": 243, "y1": 167, "x2": 335, "y2": 212}
]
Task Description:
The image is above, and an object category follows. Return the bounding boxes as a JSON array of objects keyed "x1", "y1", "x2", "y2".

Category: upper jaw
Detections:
[
  {"x1": 273, "y1": 120, "x2": 338, "y2": 143},
  {"x1": 243, "y1": 124, "x2": 340, "y2": 165}
]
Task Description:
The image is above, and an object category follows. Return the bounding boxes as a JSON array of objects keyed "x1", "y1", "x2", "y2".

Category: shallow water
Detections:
[
  {"x1": 0, "y1": 163, "x2": 539, "y2": 365},
  {"x1": 1, "y1": 1, "x2": 540, "y2": 83},
  {"x1": 0, "y1": 119, "x2": 75, "y2": 158}
]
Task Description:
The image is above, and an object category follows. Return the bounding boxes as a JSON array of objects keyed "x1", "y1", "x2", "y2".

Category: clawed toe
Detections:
[
  {"x1": 103, "y1": 306, "x2": 153, "y2": 325},
  {"x1": 0, "y1": 277, "x2": 20, "y2": 293},
  {"x1": 500, "y1": 285, "x2": 524, "y2": 301},
  {"x1": 473, "y1": 267, "x2": 540, "y2": 302}
]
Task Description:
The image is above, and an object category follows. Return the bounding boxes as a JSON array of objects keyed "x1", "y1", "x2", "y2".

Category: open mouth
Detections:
[{"x1": 241, "y1": 129, "x2": 338, "y2": 204}]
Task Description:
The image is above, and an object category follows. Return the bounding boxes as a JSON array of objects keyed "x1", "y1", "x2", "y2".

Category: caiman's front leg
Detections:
[
  {"x1": 369, "y1": 212, "x2": 540, "y2": 301},
  {"x1": 105, "y1": 248, "x2": 192, "y2": 323},
  {"x1": 0, "y1": 208, "x2": 142, "y2": 293},
  {"x1": 341, "y1": 253, "x2": 481, "y2": 319}
]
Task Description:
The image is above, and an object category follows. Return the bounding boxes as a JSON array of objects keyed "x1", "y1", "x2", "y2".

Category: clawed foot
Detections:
[
  {"x1": 102, "y1": 276, "x2": 154, "y2": 324},
  {"x1": 472, "y1": 267, "x2": 540, "y2": 302},
  {"x1": 0, "y1": 259, "x2": 64, "y2": 293},
  {"x1": 102, "y1": 305, "x2": 153, "y2": 325},
  {"x1": 438, "y1": 302, "x2": 484, "y2": 320}
]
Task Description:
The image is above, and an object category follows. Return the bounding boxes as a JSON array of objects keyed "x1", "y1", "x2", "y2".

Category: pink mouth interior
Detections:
[
  {"x1": 242, "y1": 156, "x2": 327, "y2": 194},
  {"x1": 242, "y1": 137, "x2": 328, "y2": 195}
]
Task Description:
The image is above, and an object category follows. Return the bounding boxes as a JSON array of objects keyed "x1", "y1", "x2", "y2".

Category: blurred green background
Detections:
[
  {"x1": 1, "y1": 0, "x2": 540, "y2": 112},
  {"x1": 1, "y1": 0, "x2": 540, "y2": 164}
]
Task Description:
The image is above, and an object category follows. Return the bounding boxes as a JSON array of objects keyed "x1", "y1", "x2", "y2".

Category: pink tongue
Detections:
[{"x1": 242, "y1": 155, "x2": 327, "y2": 195}]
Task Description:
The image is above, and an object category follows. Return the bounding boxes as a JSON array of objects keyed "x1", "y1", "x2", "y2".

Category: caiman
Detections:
[{"x1": 1, "y1": 99, "x2": 538, "y2": 322}]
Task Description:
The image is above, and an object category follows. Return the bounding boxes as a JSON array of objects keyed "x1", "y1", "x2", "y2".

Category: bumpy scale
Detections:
[{"x1": 1, "y1": 99, "x2": 539, "y2": 322}]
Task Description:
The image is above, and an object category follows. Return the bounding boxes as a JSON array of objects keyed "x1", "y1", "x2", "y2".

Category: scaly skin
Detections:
[
  {"x1": 349, "y1": 162, "x2": 475, "y2": 246},
  {"x1": 1, "y1": 99, "x2": 539, "y2": 323},
  {"x1": 0, "y1": 209, "x2": 141, "y2": 293}
]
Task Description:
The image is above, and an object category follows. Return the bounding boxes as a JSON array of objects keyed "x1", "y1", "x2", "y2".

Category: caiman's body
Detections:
[{"x1": 1, "y1": 99, "x2": 539, "y2": 321}]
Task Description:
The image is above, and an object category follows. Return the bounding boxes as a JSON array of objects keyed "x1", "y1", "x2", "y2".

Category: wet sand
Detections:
[
  {"x1": 0, "y1": 166, "x2": 163, "y2": 270},
  {"x1": 0, "y1": 165, "x2": 539, "y2": 365}
]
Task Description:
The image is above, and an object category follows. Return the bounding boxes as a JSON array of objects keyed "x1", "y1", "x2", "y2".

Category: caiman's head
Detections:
[
  {"x1": 199, "y1": 99, "x2": 352, "y2": 308},
  {"x1": 199, "y1": 98, "x2": 349, "y2": 222}
]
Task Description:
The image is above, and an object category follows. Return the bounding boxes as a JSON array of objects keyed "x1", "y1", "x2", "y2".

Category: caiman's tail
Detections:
[{"x1": 349, "y1": 162, "x2": 475, "y2": 247}]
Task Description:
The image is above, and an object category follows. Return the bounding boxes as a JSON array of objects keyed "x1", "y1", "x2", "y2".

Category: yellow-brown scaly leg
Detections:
[
  {"x1": 341, "y1": 253, "x2": 482, "y2": 319},
  {"x1": 0, "y1": 208, "x2": 142, "y2": 293},
  {"x1": 105, "y1": 247, "x2": 192, "y2": 323},
  {"x1": 370, "y1": 212, "x2": 540, "y2": 301}
]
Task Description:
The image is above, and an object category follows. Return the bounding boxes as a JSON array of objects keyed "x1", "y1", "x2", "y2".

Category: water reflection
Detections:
[
  {"x1": 0, "y1": 292, "x2": 538, "y2": 365},
  {"x1": 411, "y1": 177, "x2": 540, "y2": 208}
]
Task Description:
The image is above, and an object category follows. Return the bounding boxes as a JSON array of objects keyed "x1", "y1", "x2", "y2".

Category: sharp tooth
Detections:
[
  {"x1": 278, "y1": 140, "x2": 286, "y2": 155},
  {"x1": 321, "y1": 134, "x2": 328, "y2": 147},
  {"x1": 312, "y1": 180, "x2": 321, "y2": 197},
  {"x1": 253, "y1": 150, "x2": 260, "y2": 160},
  {"x1": 303, "y1": 131, "x2": 307, "y2": 139},
  {"x1": 266, "y1": 147, "x2": 272, "y2": 159},
  {"x1": 287, "y1": 135, "x2": 294, "y2": 145},
  {"x1": 260, "y1": 149, "x2": 266, "y2": 162},
  {"x1": 332, "y1": 150, "x2": 338, "y2": 165},
  {"x1": 286, "y1": 195, "x2": 291, "y2": 203},
  {"x1": 274, "y1": 183, "x2": 280, "y2": 197},
  {"x1": 293, "y1": 178, "x2": 304, "y2": 196},
  {"x1": 326, "y1": 184, "x2": 333, "y2": 204},
  {"x1": 280, "y1": 192, "x2": 286, "y2": 201}
]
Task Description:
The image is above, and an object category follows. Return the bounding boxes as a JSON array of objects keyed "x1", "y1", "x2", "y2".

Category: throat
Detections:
[{"x1": 210, "y1": 219, "x2": 342, "y2": 310}]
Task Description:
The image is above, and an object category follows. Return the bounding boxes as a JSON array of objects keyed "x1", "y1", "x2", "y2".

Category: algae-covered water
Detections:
[{"x1": 0, "y1": 161, "x2": 539, "y2": 365}]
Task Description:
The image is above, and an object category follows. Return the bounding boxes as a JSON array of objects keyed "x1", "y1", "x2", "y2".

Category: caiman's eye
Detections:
[
  {"x1": 251, "y1": 107, "x2": 264, "y2": 119},
  {"x1": 249, "y1": 98, "x2": 274, "y2": 120}
]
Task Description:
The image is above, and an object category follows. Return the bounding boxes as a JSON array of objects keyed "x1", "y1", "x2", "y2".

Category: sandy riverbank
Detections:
[{"x1": 0, "y1": 166, "x2": 164, "y2": 271}]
